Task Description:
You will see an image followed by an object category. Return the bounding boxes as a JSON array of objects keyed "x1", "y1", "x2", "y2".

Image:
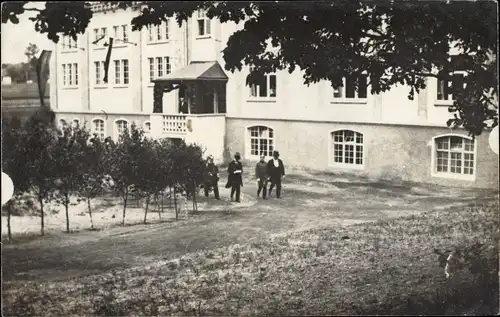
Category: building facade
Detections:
[{"x1": 49, "y1": 3, "x2": 498, "y2": 188}]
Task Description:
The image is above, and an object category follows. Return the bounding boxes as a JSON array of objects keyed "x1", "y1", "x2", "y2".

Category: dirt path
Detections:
[{"x1": 2, "y1": 171, "x2": 496, "y2": 283}]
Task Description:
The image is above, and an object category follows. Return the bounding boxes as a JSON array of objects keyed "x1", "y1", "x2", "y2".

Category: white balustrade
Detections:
[{"x1": 162, "y1": 115, "x2": 187, "y2": 134}]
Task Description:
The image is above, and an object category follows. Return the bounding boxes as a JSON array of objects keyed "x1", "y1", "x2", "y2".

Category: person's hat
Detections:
[
  {"x1": 273, "y1": 150, "x2": 279, "y2": 156},
  {"x1": 234, "y1": 152, "x2": 241, "y2": 158},
  {"x1": 207, "y1": 155, "x2": 214, "y2": 160}
]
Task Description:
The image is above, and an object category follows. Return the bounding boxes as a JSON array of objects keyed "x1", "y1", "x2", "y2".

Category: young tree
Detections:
[
  {"x1": 168, "y1": 141, "x2": 205, "y2": 214},
  {"x1": 134, "y1": 137, "x2": 162, "y2": 224},
  {"x1": 78, "y1": 135, "x2": 114, "y2": 230},
  {"x1": 52, "y1": 124, "x2": 90, "y2": 233},
  {"x1": 109, "y1": 124, "x2": 144, "y2": 225},
  {"x1": 21, "y1": 107, "x2": 59, "y2": 236},
  {"x1": 1, "y1": 118, "x2": 31, "y2": 241},
  {"x1": 2, "y1": 1, "x2": 497, "y2": 135}
]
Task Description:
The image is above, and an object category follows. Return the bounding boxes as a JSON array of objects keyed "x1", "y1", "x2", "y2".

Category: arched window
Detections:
[
  {"x1": 115, "y1": 119, "x2": 129, "y2": 139},
  {"x1": 248, "y1": 126, "x2": 274, "y2": 157},
  {"x1": 144, "y1": 121, "x2": 151, "y2": 133},
  {"x1": 58, "y1": 119, "x2": 67, "y2": 129},
  {"x1": 433, "y1": 135, "x2": 475, "y2": 176},
  {"x1": 332, "y1": 130, "x2": 364, "y2": 165},
  {"x1": 92, "y1": 119, "x2": 106, "y2": 140},
  {"x1": 72, "y1": 119, "x2": 80, "y2": 129}
]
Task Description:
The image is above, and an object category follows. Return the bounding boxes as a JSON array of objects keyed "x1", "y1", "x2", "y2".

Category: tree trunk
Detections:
[
  {"x1": 192, "y1": 181, "x2": 197, "y2": 212},
  {"x1": 169, "y1": 186, "x2": 172, "y2": 208},
  {"x1": 143, "y1": 195, "x2": 150, "y2": 224},
  {"x1": 64, "y1": 193, "x2": 70, "y2": 233},
  {"x1": 173, "y1": 186, "x2": 178, "y2": 220},
  {"x1": 122, "y1": 189, "x2": 128, "y2": 225},
  {"x1": 7, "y1": 201, "x2": 12, "y2": 241},
  {"x1": 39, "y1": 196, "x2": 45, "y2": 236},
  {"x1": 87, "y1": 197, "x2": 94, "y2": 230},
  {"x1": 158, "y1": 193, "x2": 162, "y2": 220}
]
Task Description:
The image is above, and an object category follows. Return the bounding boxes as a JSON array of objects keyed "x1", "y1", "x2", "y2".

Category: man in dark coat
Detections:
[
  {"x1": 267, "y1": 150, "x2": 285, "y2": 198},
  {"x1": 255, "y1": 154, "x2": 269, "y2": 199},
  {"x1": 203, "y1": 155, "x2": 220, "y2": 200},
  {"x1": 227, "y1": 152, "x2": 243, "y2": 202}
]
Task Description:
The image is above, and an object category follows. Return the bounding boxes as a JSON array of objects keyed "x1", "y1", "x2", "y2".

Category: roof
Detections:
[
  {"x1": 153, "y1": 61, "x2": 228, "y2": 83},
  {"x1": 1, "y1": 83, "x2": 50, "y2": 100}
]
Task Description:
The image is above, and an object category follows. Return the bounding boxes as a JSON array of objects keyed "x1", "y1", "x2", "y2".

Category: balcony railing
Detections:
[{"x1": 162, "y1": 115, "x2": 187, "y2": 134}]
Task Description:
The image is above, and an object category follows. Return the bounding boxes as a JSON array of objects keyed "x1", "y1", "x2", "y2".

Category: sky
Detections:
[{"x1": 1, "y1": 2, "x2": 54, "y2": 64}]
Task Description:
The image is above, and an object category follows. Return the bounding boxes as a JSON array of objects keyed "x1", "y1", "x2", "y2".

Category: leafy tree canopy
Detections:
[{"x1": 2, "y1": 1, "x2": 497, "y2": 135}]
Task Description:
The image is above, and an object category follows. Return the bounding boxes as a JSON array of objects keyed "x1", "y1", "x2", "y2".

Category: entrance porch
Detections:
[{"x1": 150, "y1": 61, "x2": 228, "y2": 162}]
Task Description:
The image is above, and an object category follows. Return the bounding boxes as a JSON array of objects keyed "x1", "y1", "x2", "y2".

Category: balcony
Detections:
[{"x1": 150, "y1": 113, "x2": 226, "y2": 162}]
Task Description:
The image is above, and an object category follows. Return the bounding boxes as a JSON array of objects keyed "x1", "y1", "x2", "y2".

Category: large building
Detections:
[{"x1": 49, "y1": 3, "x2": 498, "y2": 188}]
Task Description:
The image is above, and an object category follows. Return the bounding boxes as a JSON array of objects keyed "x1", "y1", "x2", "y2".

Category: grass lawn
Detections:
[{"x1": 2, "y1": 195, "x2": 498, "y2": 316}]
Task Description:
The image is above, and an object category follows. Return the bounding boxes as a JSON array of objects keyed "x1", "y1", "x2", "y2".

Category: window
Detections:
[
  {"x1": 93, "y1": 27, "x2": 107, "y2": 47},
  {"x1": 61, "y1": 35, "x2": 77, "y2": 51},
  {"x1": 248, "y1": 126, "x2": 274, "y2": 157},
  {"x1": 157, "y1": 57, "x2": 163, "y2": 77},
  {"x1": 333, "y1": 76, "x2": 368, "y2": 100},
  {"x1": 147, "y1": 20, "x2": 169, "y2": 43},
  {"x1": 94, "y1": 61, "x2": 105, "y2": 85},
  {"x1": 123, "y1": 60, "x2": 129, "y2": 84},
  {"x1": 92, "y1": 119, "x2": 106, "y2": 140},
  {"x1": 113, "y1": 25, "x2": 129, "y2": 43},
  {"x1": 249, "y1": 72, "x2": 277, "y2": 98},
  {"x1": 434, "y1": 135, "x2": 475, "y2": 177},
  {"x1": 148, "y1": 56, "x2": 171, "y2": 82},
  {"x1": 332, "y1": 130, "x2": 364, "y2": 166},
  {"x1": 113, "y1": 59, "x2": 129, "y2": 85},
  {"x1": 436, "y1": 56, "x2": 468, "y2": 102},
  {"x1": 59, "y1": 119, "x2": 67, "y2": 129},
  {"x1": 196, "y1": 9, "x2": 211, "y2": 36},
  {"x1": 61, "y1": 63, "x2": 78, "y2": 87},
  {"x1": 72, "y1": 119, "x2": 80, "y2": 129},
  {"x1": 144, "y1": 121, "x2": 151, "y2": 133},
  {"x1": 115, "y1": 120, "x2": 129, "y2": 138},
  {"x1": 114, "y1": 60, "x2": 121, "y2": 84}
]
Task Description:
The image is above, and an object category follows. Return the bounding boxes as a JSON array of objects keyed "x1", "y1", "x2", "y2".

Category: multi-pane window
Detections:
[
  {"x1": 144, "y1": 121, "x2": 151, "y2": 133},
  {"x1": 435, "y1": 136, "x2": 475, "y2": 176},
  {"x1": 93, "y1": 27, "x2": 107, "y2": 47},
  {"x1": 436, "y1": 56, "x2": 469, "y2": 102},
  {"x1": 147, "y1": 20, "x2": 169, "y2": 43},
  {"x1": 92, "y1": 119, "x2": 106, "y2": 140},
  {"x1": 249, "y1": 126, "x2": 274, "y2": 157},
  {"x1": 250, "y1": 73, "x2": 277, "y2": 98},
  {"x1": 94, "y1": 61, "x2": 106, "y2": 85},
  {"x1": 113, "y1": 25, "x2": 129, "y2": 43},
  {"x1": 332, "y1": 130, "x2": 364, "y2": 165},
  {"x1": 437, "y1": 73, "x2": 466, "y2": 101},
  {"x1": 115, "y1": 120, "x2": 129, "y2": 138},
  {"x1": 197, "y1": 9, "x2": 211, "y2": 36},
  {"x1": 148, "y1": 57, "x2": 171, "y2": 81},
  {"x1": 333, "y1": 76, "x2": 368, "y2": 99},
  {"x1": 61, "y1": 35, "x2": 77, "y2": 50},
  {"x1": 114, "y1": 60, "x2": 121, "y2": 84},
  {"x1": 61, "y1": 63, "x2": 78, "y2": 87},
  {"x1": 113, "y1": 59, "x2": 129, "y2": 85}
]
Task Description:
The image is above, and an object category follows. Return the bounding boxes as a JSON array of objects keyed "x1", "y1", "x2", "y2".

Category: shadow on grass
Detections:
[{"x1": 356, "y1": 279, "x2": 499, "y2": 315}]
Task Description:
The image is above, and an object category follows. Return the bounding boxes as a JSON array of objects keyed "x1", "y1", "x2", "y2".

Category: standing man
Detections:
[
  {"x1": 203, "y1": 155, "x2": 220, "y2": 200},
  {"x1": 255, "y1": 154, "x2": 269, "y2": 199},
  {"x1": 268, "y1": 150, "x2": 285, "y2": 198},
  {"x1": 227, "y1": 152, "x2": 243, "y2": 202}
]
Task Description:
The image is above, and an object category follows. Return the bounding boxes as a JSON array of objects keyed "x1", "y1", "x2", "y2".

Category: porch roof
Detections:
[{"x1": 153, "y1": 61, "x2": 228, "y2": 83}]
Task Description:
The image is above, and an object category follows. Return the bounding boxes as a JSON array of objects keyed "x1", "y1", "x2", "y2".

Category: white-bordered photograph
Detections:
[{"x1": 1, "y1": 1, "x2": 498, "y2": 316}]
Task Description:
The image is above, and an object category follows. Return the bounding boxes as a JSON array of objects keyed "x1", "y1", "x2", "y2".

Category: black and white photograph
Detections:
[{"x1": 1, "y1": 1, "x2": 499, "y2": 316}]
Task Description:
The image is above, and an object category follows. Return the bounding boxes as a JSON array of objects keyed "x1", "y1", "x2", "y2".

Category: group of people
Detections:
[{"x1": 203, "y1": 151, "x2": 286, "y2": 202}]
